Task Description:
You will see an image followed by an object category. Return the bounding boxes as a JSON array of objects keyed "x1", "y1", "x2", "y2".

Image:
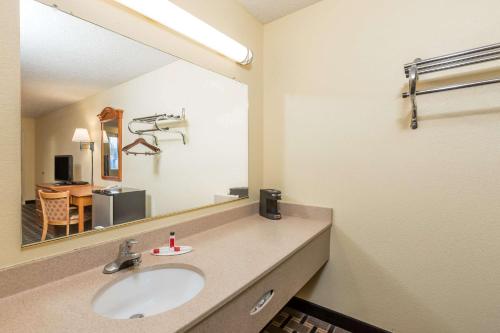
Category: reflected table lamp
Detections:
[{"x1": 72, "y1": 128, "x2": 95, "y2": 185}]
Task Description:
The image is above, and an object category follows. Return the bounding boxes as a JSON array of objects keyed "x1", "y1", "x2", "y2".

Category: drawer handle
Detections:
[{"x1": 250, "y1": 289, "x2": 274, "y2": 315}]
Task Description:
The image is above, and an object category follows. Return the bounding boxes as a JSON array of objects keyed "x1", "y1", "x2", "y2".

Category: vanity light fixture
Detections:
[
  {"x1": 112, "y1": 0, "x2": 253, "y2": 65},
  {"x1": 72, "y1": 128, "x2": 95, "y2": 185}
]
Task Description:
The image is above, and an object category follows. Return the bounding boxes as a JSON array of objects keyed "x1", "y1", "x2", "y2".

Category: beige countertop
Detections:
[{"x1": 0, "y1": 212, "x2": 331, "y2": 333}]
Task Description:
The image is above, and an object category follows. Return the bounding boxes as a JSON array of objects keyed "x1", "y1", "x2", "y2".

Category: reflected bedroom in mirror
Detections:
[{"x1": 20, "y1": 0, "x2": 248, "y2": 246}]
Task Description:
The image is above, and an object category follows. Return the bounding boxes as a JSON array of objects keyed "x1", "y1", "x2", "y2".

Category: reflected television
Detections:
[{"x1": 54, "y1": 155, "x2": 73, "y2": 183}]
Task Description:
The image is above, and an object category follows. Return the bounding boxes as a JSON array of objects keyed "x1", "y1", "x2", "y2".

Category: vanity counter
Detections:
[{"x1": 0, "y1": 204, "x2": 331, "y2": 333}]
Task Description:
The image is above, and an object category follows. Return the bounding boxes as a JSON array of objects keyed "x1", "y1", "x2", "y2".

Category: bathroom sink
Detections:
[{"x1": 92, "y1": 265, "x2": 205, "y2": 319}]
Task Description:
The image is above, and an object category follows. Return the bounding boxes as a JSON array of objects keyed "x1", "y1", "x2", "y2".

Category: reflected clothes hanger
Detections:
[{"x1": 122, "y1": 138, "x2": 161, "y2": 156}]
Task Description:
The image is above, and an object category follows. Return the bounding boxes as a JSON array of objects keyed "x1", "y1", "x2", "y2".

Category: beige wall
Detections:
[
  {"x1": 21, "y1": 117, "x2": 36, "y2": 202},
  {"x1": 264, "y1": 0, "x2": 500, "y2": 332},
  {"x1": 0, "y1": 0, "x2": 262, "y2": 268}
]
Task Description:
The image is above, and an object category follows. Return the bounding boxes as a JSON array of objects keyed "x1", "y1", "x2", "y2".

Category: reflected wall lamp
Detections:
[
  {"x1": 72, "y1": 128, "x2": 95, "y2": 185},
  {"x1": 112, "y1": 0, "x2": 253, "y2": 65}
]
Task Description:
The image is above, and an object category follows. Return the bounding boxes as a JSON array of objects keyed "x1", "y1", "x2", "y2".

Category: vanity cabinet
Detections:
[
  {"x1": 189, "y1": 228, "x2": 330, "y2": 333},
  {"x1": 0, "y1": 202, "x2": 332, "y2": 333}
]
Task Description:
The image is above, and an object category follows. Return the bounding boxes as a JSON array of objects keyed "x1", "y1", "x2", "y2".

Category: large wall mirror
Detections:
[{"x1": 21, "y1": 0, "x2": 249, "y2": 246}]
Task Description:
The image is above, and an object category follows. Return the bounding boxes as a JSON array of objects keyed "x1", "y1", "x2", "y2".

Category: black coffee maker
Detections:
[{"x1": 259, "y1": 189, "x2": 282, "y2": 220}]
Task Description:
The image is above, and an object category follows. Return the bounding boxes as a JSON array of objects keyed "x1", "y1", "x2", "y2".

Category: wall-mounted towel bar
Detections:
[
  {"x1": 402, "y1": 77, "x2": 500, "y2": 98},
  {"x1": 402, "y1": 42, "x2": 500, "y2": 129},
  {"x1": 404, "y1": 42, "x2": 500, "y2": 77}
]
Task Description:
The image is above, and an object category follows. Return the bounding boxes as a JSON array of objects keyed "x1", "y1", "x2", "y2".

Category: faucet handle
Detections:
[
  {"x1": 120, "y1": 239, "x2": 138, "y2": 253},
  {"x1": 126, "y1": 239, "x2": 138, "y2": 246}
]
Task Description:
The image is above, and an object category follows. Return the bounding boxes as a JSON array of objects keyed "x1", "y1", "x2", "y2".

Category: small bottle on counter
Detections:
[{"x1": 169, "y1": 232, "x2": 176, "y2": 250}]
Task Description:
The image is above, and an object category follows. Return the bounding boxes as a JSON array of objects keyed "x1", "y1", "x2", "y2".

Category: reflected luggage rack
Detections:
[{"x1": 125, "y1": 108, "x2": 187, "y2": 156}]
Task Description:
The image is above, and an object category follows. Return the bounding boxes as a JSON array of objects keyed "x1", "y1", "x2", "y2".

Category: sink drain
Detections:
[{"x1": 129, "y1": 313, "x2": 145, "y2": 319}]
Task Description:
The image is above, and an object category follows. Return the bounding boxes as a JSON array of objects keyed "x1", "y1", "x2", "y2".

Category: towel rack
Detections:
[{"x1": 402, "y1": 42, "x2": 500, "y2": 129}]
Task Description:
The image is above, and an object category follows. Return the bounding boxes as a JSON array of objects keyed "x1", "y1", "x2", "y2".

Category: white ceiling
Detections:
[
  {"x1": 237, "y1": 0, "x2": 323, "y2": 23},
  {"x1": 21, "y1": 0, "x2": 178, "y2": 118}
]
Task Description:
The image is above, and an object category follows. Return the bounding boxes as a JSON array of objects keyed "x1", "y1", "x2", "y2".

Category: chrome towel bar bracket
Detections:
[{"x1": 408, "y1": 59, "x2": 420, "y2": 130}]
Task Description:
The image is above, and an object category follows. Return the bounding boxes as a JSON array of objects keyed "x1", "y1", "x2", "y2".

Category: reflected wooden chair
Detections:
[{"x1": 38, "y1": 190, "x2": 80, "y2": 241}]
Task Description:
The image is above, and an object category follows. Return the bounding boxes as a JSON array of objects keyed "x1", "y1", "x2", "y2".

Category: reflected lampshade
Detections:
[{"x1": 72, "y1": 128, "x2": 91, "y2": 142}]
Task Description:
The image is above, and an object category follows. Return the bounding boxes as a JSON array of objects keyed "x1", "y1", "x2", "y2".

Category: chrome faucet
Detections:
[{"x1": 103, "y1": 239, "x2": 142, "y2": 274}]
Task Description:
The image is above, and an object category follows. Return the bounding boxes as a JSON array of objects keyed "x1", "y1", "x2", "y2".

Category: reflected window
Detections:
[{"x1": 109, "y1": 136, "x2": 119, "y2": 170}]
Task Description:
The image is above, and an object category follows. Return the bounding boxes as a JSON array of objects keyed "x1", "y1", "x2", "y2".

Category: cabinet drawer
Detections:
[{"x1": 188, "y1": 228, "x2": 330, "y2": 333}]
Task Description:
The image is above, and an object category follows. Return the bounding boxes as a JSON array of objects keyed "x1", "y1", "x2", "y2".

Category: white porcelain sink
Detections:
[{"x1": 92, "y1": 265, "x2": 205, "y2": 319}]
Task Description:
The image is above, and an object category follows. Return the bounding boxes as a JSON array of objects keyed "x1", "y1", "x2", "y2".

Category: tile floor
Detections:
[{"x1": 262, "y1": 306, "x2": 352, "y2": 333}]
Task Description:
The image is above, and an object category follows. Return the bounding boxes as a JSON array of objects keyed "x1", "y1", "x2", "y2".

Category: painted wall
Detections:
[
  {"x1": 263, "y1": 0, "x2": 500, "y2": 332},
  {"x1": 0, "y1": 0, "x2": 262, "y2": 268},
  {"x1": 21, "y1": 117, "x2": 36, "y2": 203},
  {"x1": 35, "y1": 60, "x2": 248, "y2": 217}
]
